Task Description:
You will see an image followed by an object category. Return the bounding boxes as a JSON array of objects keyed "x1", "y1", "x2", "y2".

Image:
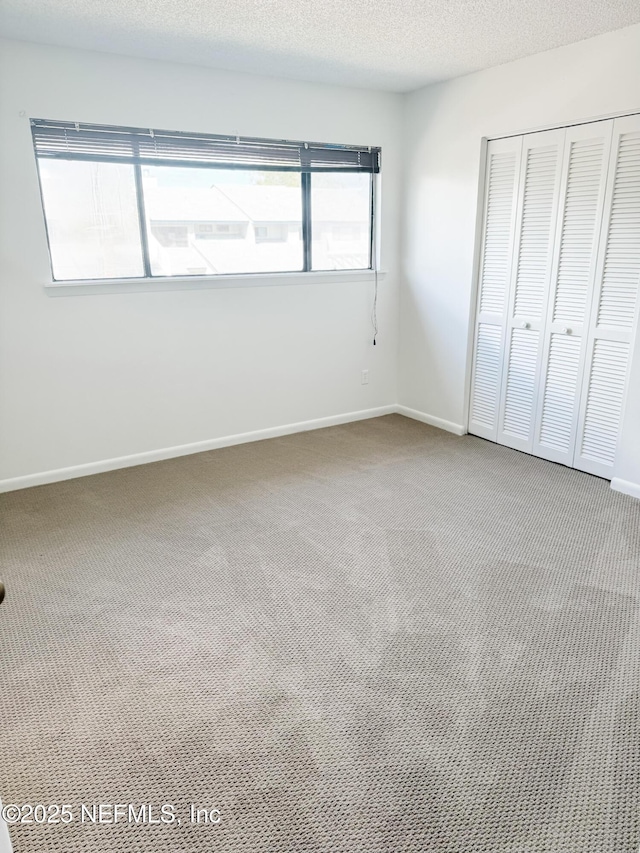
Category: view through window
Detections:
[
  {"x1": 311, "y1": 173, "x2": 371, "y2": 271},
  {"x1": 32, "y1": 121, "x2": 380, "y2": 282},
  {"x1": 142, "y1": 167, "x2": 303, "y2": 277},
  {"x1": 38, "y1": 160, "x2": 145, "y2": 281}
]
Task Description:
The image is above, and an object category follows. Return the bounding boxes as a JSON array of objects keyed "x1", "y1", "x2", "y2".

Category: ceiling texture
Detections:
[{"x1": 1, "y1": 0, "x2": 639, "y2": 92}]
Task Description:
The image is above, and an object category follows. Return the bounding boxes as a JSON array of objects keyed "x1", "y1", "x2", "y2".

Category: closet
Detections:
[{"x1": 469, "y1": 114, "x2": 640, "y2": 479}]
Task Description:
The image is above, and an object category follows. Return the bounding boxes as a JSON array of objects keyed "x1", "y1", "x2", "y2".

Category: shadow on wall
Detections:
[{"x1": 400, "y1": 81, "x2": 485, "y2": 424}]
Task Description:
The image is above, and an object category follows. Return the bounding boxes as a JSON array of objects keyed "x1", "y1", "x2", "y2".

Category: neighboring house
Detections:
[{"x1": 143, "y1": 180, "x2": 369, "y2": 276}]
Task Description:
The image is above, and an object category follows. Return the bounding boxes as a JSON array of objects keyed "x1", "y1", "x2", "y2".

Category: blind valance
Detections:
[{"x1": 31, "y1": 119, "x2": 381, "y2": 173}]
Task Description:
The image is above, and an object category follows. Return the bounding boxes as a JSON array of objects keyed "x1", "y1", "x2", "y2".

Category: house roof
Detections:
[
  {"x1": 145, "y1": 183, "x2": 369, "y2": 224},
  {"x1": 143, "y1": 186, "x2": 248, "y2": 223}
]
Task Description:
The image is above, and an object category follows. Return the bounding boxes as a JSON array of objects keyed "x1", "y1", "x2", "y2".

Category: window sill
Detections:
[{"x1": 44, "y1": 269, "x2": 386, "y2": 297}]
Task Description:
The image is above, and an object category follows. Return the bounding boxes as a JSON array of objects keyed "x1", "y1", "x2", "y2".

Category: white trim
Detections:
[
  {"x1": 44, "y1": 269, "x2": 387, "y2": 297},
  {"x1": 396, "y1": 405, "x2": 467, "y2": 436},
  {"x1": 0, "y1": 404, "x2": 472, "y2": 493},
  {"x1": 611, "y1": 477, "x2": 640, "y2": 501},
  {"x1": 463, "y1": 135, "x2": 489, "y2": 433},
  {"x1": 488, "y1": 106, "x2": 640, "y2": 141},
  {"x1": 0, "y1": 405, "x2": 396, "y2": 493}
]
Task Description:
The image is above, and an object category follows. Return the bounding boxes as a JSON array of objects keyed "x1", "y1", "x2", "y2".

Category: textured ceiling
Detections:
[{"x1": 1, "y1": 0, "x2": 639, "y2": 92}]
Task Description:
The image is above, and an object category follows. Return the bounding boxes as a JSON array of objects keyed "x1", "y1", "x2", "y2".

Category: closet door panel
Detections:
[
  {"x1": 537, "y1": 333, "x2": 582, "y2": 455},
  {"x1": 575, "y1": 115, "x2": 640, "y2": 478},
  {"x1": 501, "y1": 327, "x2": 539, "y2": 440},
  {"x1": 469, "y1": 136, "x2": 522, "y2": 440},
  {"x1": 497, "y1": 129, "x2": 565, "y2": 452},
  {"x1": 579, "y1": 338, "x2": 629, "y2": 470},
  {"x1": 533, "y1": 122, "x2": 613, "y2": 465}
]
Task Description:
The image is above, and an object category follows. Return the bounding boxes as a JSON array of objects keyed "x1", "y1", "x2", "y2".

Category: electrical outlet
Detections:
[{"x1": 361, "y1": 370, "x2": 369, "y2": 385}]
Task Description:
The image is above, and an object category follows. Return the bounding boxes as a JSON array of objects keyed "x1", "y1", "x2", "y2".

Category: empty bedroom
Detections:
[{"x1": 1, "y1": 1, "x2": 640, "y2": 851}]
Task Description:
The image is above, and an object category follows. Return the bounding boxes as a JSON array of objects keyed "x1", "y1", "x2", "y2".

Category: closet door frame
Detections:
[
  {"x1": 531, "y1": 120, "x2": 614, "y2": 466},
  {"x1": 467, "y1": 110, "x2": 640, "y2": 483}
]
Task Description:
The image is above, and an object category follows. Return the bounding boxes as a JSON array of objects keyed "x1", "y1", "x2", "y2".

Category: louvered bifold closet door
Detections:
[
  {"x1": 532, "y1": 122, "x2": 614, "y2": 465},
  {"x1": 468, "y1": 136, "x2": 522, "y2": 440},
  {"x1": 574, "y1": 114, "x2": 640, "y2": 478},
  {"x1": 497, "y1": 129, "x2": 565, "y2": 452}
]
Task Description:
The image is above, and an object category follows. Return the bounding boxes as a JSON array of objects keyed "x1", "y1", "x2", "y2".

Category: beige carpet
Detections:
[{"x1": 1, "y1": 414, "x2": 639, "y2": 852}]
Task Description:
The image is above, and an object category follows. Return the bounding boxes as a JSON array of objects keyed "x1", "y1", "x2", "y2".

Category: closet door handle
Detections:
[
  {"x1": 521, "y1": 322, "x2": 531, "y2": 329},
  {"x1": 0, "y1": 582, "x2": 4, "y2": 605},
  {"x1": 563, "y1": 327, "x2": 572, "y2": 335}
]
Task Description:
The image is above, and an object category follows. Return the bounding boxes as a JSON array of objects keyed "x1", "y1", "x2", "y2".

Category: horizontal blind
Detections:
[{"x1": 31, "y1": 119, "x2": 380, "y2": 173}]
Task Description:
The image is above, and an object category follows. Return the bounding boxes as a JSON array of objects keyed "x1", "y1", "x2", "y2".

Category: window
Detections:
[
  {"x1": 141, "y1": 166, "x2": 300, "y2": 275},
  {"x1": 36, "y1": 160, "x2": 145, "y2": 280},
  {"x1": 311, "y1": 173, "x2": 372, "y2": 271},
  {"x1": 31, "y1": 120, "x2": 380, "y2": 282}
]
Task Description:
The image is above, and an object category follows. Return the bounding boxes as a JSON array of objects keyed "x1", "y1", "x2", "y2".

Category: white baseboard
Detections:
[
  {"x1": 611, "y1": 477, "x2": 640, "y2": 500},
  {"x1": 0, "y1": 403, "x2": 469, "y2": 494},
  {"x1": 396, "y1": 405, "x2": 467, "y2": 436},
  {"x1": 0, "y1": 405, "x2": 397, "y2": 494}
]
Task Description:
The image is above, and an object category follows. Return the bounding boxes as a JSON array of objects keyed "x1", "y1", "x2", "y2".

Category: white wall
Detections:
[
  {"x1": 0, "y1": 38, "x2": 401, "y2": 485},
  {"x1": 401, "y1": 22, "x2": 640, "y2": 488},
  {"x1": 4, "y1": 28, "x2": 640, "y2": 491}
]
